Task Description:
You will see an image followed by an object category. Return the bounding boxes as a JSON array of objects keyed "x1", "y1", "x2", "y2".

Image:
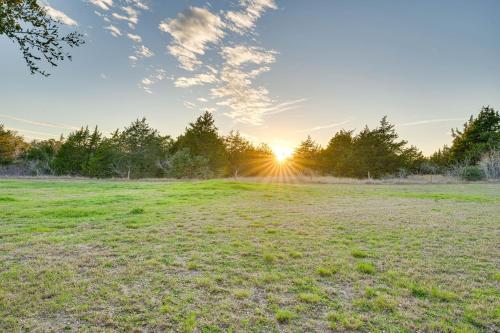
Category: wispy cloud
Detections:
[
  {"x1": 0, "y1": 114, "x2": 79, "y2": 131},
  {"x1": 5, "y1": 126, "x2": 59, "y2": 138},
  {"x1": 89, "y1": 0, "x2": 113, "y2": 11},
  {"x1": 112, "y1": 6, "x2": 139, "y2": 27},
  {"x1": 297, "y1": 120, "x2": 351, "y2": 133},
  {"x1": 175, "y1": 69, "x2": 218, "y2": 88},
  {"x1": 221, "y1": 45, "x2": 276, "y2": 67},
  {"x1": 184, "y1": 101, "x2": 196, "y2": 109},
  {"x1": 91, "y1": 0, "x2": 151, "y2": 64},
  {"x1": 127, "y1": 33, "x2": 142, "y2": 43},
  {"x1": 160, "y1": 1, "x2": 302, "y2": 125},
  {"x1": 397, "y1": 118, "x2": 466, "y2": 127},
  {"x1": 159, "y1": 7, "x2": 225, "y2": 71},
  {"x1": 139, "y1": 68, "x2": 168, "y2": 94},
  {"x1": 43, "y1": 5, "x2": 78, "y2": 26},
  {"x1": 226, "y1": 0, "x2": 277, "y2": 34},
  {"x1": 105, "y1": 24, "x2": 122, "y2": 37}
]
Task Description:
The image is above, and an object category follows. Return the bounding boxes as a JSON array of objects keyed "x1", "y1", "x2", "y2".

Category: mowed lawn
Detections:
[{"x1": 0, "y1": 180, "x2": 499, "y2": 332}]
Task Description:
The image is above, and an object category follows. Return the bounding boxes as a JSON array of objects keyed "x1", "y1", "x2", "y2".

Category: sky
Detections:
[{"x1": 1, "y1": 0, "x2": 500, "y2": 154}]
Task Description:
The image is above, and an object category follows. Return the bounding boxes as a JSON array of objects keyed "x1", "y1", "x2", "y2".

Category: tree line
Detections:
[{"x1": 1, "y1": 107, "x2": 499, "y2": 180}]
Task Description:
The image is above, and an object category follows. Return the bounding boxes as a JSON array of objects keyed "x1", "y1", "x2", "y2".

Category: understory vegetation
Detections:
[
  {"x1": 1, "y1": 107, "x2": 499, "y2": 180},
  {"x1": 0, "y1": 179, "x2": 498, "y2": 331}
]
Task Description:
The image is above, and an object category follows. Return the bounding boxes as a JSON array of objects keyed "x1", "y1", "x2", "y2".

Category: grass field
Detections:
[{"x1": 0, "y1": 179, "x2": 499, "y2": 332}]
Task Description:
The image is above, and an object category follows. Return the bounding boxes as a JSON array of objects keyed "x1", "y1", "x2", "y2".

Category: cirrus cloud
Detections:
[
  {"x1": 43, "y1": 5, "x2": 78, "y2": 26},
  {"x1": 159, "y1": 7, "x2": 225, "y2": 71}
]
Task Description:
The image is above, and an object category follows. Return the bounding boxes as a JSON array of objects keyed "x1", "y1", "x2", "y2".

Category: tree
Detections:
[
  {"x1": 85, "y1": 135, "x2": 122, "y2": 178},
  {"x1": 23, "y1": 138, "x2": 61, "y2": 175},
  {"x1": 350, "y1": 117, "x2": 409, "y2": 178},
  {"x1": 224, "y1": 130, "x2": 252, "y2": 178},
  {"x1": 0, "y1": 0, "x2": 84, "y2": 76},
  {"x1": 0, "y1": 124, "x2": 27, "y2": 165},
  {"x1": 450, "y1": 106, "x2": 500, "y2": 164},
  {"x1": 53, "y1": 127, "x2": 101, "y2": 175},
  {"x1": 429, "y1": 146, "x2": 452, "y2": 170},
  {"x1": 292, "y1": 136, "x2": 322, "y2": 177},
  {"x1": 323, "y1": 130, "x2": 354, "y2": 176},
  {"x1": 113, "y1": 119, "x2": 172, "y2": 179},
  {"x1": 174, "y1": 112, "x2": 226, "y2": 176},
  {"x1": 162, "y1": 148, "x2": 211, "y2": 179}
]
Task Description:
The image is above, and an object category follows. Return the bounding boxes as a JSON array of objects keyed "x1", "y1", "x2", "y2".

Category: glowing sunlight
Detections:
[{"x1": 271, "y1": 144, "x2": 293, "y2": 163}]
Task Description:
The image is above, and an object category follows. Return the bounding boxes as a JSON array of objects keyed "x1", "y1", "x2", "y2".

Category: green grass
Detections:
[{"x1": 0, "y1": 179, "x2": 499, "y2": 332}]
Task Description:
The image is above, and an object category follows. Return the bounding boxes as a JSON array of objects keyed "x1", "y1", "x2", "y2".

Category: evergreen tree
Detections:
[
  {"x1": 292, "y1": 136, "x2": 322, "y2": 176},
  {"x1": 53, "y1": 127, "x2": 101, "y2": 175},
  {"x1": 224, "y1": 130, "x2": 252, "y2": 178},
  {"x1": 450, "y1": 106, "x2": 500, "y2": 164},
  {"x1": 323, "y1": 130, "x2": 354, "y2": 176},
  {"x1": 174, "y1": 112, "x2": 226, "y2": 176},
  {"x1": 113, "y1": 119, "x2": 172, "y2": 179}
]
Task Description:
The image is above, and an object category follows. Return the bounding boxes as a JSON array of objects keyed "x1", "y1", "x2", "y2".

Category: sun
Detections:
[{"x1": 271, "y1": 144, "x2": 293, "y2": 163}]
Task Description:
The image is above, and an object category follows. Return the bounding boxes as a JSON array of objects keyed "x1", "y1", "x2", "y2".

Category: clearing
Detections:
[{"x1": 0, "y1": 179, "x2": 499, "y2": 332}]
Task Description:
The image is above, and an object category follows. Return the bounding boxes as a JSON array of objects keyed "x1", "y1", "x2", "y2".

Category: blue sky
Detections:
[{"x1": 1, "y1": 0, "x2": 499, "y2": 154}]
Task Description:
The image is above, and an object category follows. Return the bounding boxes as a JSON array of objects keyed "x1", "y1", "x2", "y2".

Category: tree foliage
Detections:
[
  {"x1": 292, "y1": 136, "x2": 322, "y2": 176},
  {"x1": 0, "y1": 0, "x2": 84, "y2": 75},
  {"x1": 224, "y1": 130, "x2": 252, "y2": 178},
  {"x1": 1, "y1": 107, "x2": 497, "y2": 179},
  {"x1": 174, "y1": 112, "x2": 226, "y2": 176},
  {"x1": 449, "y1": 106, "x2": 500, "y2": 164},
  {"x1": 0, "y1": 124, "x2": 26, "y2": 165}
]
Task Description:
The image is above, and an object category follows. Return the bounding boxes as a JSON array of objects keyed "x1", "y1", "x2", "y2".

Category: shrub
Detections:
[
  {"x1": 356, "y1": 262, "x2": 376, "y2": 274},
  {"x1": 317, "y1": 266, "x2": 337, "y2": 277},
  {"x1": 459, "y1": 165, "x2": 485, "y2": 181},
  {"x1": 298, "y1": 292, "x2": 321, "y2": 303},
  {"x1": 129, "y1": 208, "x2": 145, "y2": 214},
  {"x1": 479, "y1": 149, "x2": 500, "y2": 179},
  {"x1": 275, "y1": 309, "x2": 295, "y2": 323},
  {"x1": 351, "y1": 249, "x2": 369, "y2": 258}
]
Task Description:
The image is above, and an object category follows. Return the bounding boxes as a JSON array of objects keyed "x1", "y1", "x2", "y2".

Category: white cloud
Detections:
[
  {"x1": 127, "y1": 33, "x2": 142, "y2": 43},
  {"x1": 139, "y1": 68, "x2": 167, "y2": 94},
  {"x1": 43, "y1": 5, "x2": 77, "y2": 26},
  {"x1": 210, "y1": 66, "x2": 273, "y2": 125},
  {"x1": 159, "y1": 7, "x2": 225, "y2": 71},
  {"x1": 0, "y1": 114, "x2": 79, "y2": 131},
  {"x1": 184, "y1": 101, "x2": 196, "y2": 109},
  {"x1": 297, "y1": 120, "x2": 350, "y2": 133},
  {"x1": 89, "y1": 0, "x2": 113, "y2": 11},
  {"x1": 175, "y1": 69, "x2": 218, "y2": 88},
  {"x1": 135, "y1": 45, "x2": 154, "y2": 58},
  {"x1": 221, "y1": 45, "x2": 276, "y2": 67},
  {"x1": 226, "y1": 0, "x2": 277, "y2": 34},
  {"x1": 160, "y1": 1, "x2": 298, "y2": 125},
  {"x1": 105, "y1": 25, "x2": 122, "y2": 37},
  {"x1": 126, "y1": 0, "x2": 148, "y2": 10},
  {"x1": 112, "y1": 6, "x2": 139, "y2": 26},
  {"x1": 397, "y1": 118, "x2": 466, "y2": 127}
]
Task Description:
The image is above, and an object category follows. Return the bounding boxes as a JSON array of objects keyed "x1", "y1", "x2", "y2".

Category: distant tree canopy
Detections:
[
  {"x1": 430, "y1": 107, "x2": 500, "y2": 170},
  {"x1": 173, "y1": 112, "x2": 227, "y2": 177},
  {"x1": 0, "y1": 0, "x2": 84, "y2": 75},
  {"x1": 320, "y1": 117, "x2": 425, "y2": 178},
  {"x1": 1, "y1": 107, "x2": 498, "y2": 179},
  {"x1": 449, "y1": 106, "x2": 500, "y2": 164},
  {"x1": 0, "y1": 124, "x2": 27, "y2": 165}
]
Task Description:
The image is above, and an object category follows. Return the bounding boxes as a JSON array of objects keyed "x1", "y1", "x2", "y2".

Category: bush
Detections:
[
  {"x1": 459, "y1": 165, "x2": 486, "y2": 181},
  {"x1": 479, "y1": 149, "x2": 500, "y2": 179}
]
